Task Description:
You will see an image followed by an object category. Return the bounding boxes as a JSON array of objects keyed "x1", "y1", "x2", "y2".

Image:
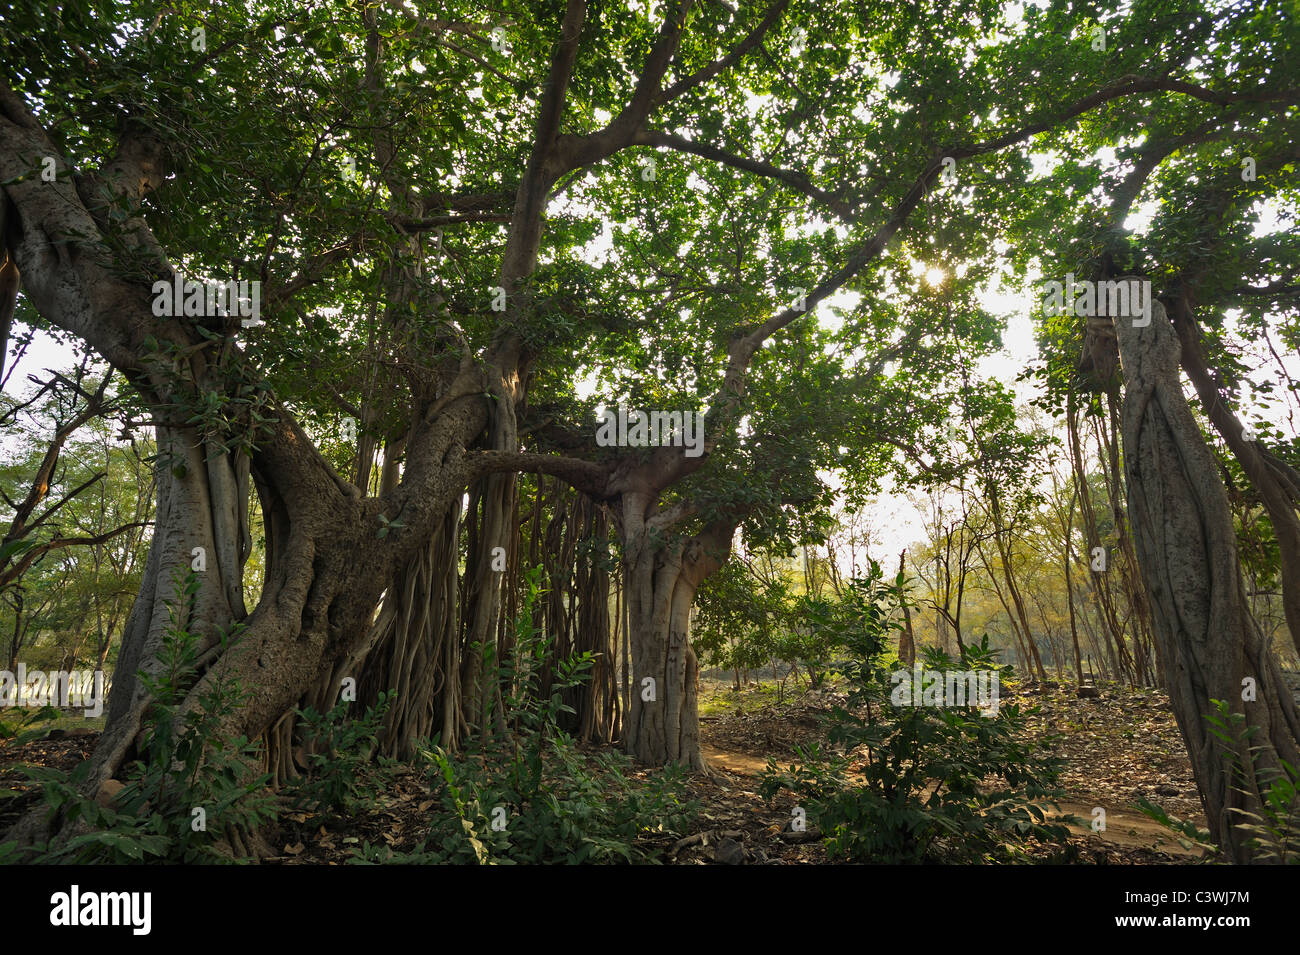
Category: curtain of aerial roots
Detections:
[
  {"x1": 1097, "y1": 395, "x2": 1160, "y2": 685},
  {"x1": 351, "y1": 497, "x2": 465, "y2": 761},
  {"x1": 531, "y1": 479, "x2": 620, "y2": 743},
  {"x1": 461, "y1": 473, "x2": 515, "y2": 737},
  {"x1": 263, "y1": 501, "x2": 471, "y2": 779},
  {"x1": 264, "y1": 472, "x2": 512, "y2": 780},
  {"x1": 1067, "y1": 391, "x2": 1141, "y2": 685},
  {"x1": 1114, "y1": 291, "x2": 1300, "y2": 863}
]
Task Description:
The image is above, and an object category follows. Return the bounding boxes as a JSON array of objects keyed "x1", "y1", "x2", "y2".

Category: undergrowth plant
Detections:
[
  {"x1": 12, "y1": 569, "x2": 275, "y2": 864},
  {"x1": 0, "y1": 704, "x2": 63, "y2": 747},
  {"x1": 284, "y1": 690, "x2": 396, "y2": 816},
  {"x1": 351, "y1": 566, "x2": 696, "y2": 865},
  {"x1": 1140, "y1": 698, "x2": 1300, "y2": 863},
  {"x1": 761, "y1": 560, "x2": 1074, "y2": 863}
]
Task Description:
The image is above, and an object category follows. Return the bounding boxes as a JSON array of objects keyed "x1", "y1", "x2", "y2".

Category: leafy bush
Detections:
[
  {"x1": 0, "y1": 704, "x2": 63, "y2": 747},
  {"x1": 14, "y1": 570, "x2": 276, "y2": 863},
  {"x1": 352, "y1": 566, "x2": 696, "y2": 865},
  {"x1": 1231, "y1": 759, "x2": 1300, "y2": 864},
  {"x1": 410, "y1": 734, "x2": 694, "y2": 865},
  {"x1": 761, "y1": 561, "x2": 1073, "y2": 863},
  {"x1": 1207, "y1": 698, "x2": 1300, "y2": 863},
  {"x1": 284, "y1": 691, "x2": 396, "y2": 816},
  {"x1": 694, "y1": 561, "x2": 793, "y2": 675},
  {"x1": 695, "y1": 558, "x2": 897, "y2": 691}
]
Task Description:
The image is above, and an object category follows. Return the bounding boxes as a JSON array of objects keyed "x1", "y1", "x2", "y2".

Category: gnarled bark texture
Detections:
[
  {"x1": 621, "y1": 503, "x2": 732, "y2": 772},
  {"x1": 1112, "y1": 286, "x2": 1300, "y2": 863}
]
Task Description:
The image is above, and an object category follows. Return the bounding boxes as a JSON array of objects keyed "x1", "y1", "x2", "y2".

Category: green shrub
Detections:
[
  {"x1": 0, "y1": 704, "x2": 63, "y2": 747},
  {"x1": 283, "y1": 691, "x2": 396, "y2": 816},
  {"x1": 761, "y1": 562, "x2": 1073, "y2": 863},
  {"x1": 15, "y1": 570, "x2": 275, "y2": 864},
  {"x1": 351, "y1": 566, "x2": 696, "y2": 865},
  {"x1": 1141, "y1": 698, "x2": 1300, "y2": 863}
]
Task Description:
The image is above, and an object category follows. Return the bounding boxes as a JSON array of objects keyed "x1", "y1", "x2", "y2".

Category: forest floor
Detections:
[
  {"x1": 0, "y1": 679, "x2": 1220, "y2": 864},
  {"x1": 676, "y1": 677, "x2": 1210, "y2": 864}
]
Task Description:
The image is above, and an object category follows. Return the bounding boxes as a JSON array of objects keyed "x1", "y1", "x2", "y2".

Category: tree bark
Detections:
[
  {"x1": 621, "y1": 503, "x2": 731, "y2": 771},
  {"x1": 897, "y1": 550, "x2": 916, "y2": 667},
  {"x1": 1112, "y1": 286, "x2": 1300, "y2": 863},
  {"x1": 1168, "y1": 291, "x2": 1300, "y2": 657}
]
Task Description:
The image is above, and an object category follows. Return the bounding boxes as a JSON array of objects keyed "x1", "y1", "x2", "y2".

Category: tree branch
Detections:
[
  {"x1": 470, "y1": 449, "x2": 611, "y2": 499},
  {"x1": 656, "y1": 0, "x2": 790, "y2": 105},
  {"x1": 634, "y1": 128, "x2": 855, "y2": 220}
]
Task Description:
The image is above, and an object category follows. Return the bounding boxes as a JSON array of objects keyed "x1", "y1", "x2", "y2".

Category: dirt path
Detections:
[
  {"x1": 699, "y1": 680, "x2": 1213, "y2": 862},
  {"x1": 700, "y1": 738, "x2": 1203, "y2": 858}
]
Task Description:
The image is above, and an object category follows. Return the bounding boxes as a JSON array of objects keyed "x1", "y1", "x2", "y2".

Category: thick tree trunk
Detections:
[
  {"x1": 1169, "y1": 292, "x2": 1300, "y2": 657},
  {"x1": 621, "y1": 508, "x2": 730, "y2": 771},
  {"x1": 1113, "y1": 287, "x2": 1300, "y2": 863}
]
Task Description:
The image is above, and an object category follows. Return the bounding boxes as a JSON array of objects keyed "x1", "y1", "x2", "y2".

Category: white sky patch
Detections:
[
  {"x1": 818, "y1": 290, "x2": 861, "y2": 335},
  {"x1": 1252, "y1": 198, "x2": 1290, "y2": 237},
  {"x1": 1028, "y1": 150, "x2": 1063, "y2": 181},
  {"x1": 1123, "y1": 199, "x2": 1159, "y2": 234},
  {"x1": 745, "y1": 93, "x2": 772, "y2": 119},
  {"x1": 737, "y1": 414, "x2": 753, "y2": 442},
  {"x1": 5, "y1": 334, "x2": 84, "y2": 390},
  {"x1": 974, "y1": 266, "x2": 1039, "y2": 394}
]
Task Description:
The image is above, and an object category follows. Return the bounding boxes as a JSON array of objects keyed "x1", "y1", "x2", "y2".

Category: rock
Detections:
[
  {"x1": 1154, "y1": 784, "x2": 1180, "y2": 797},
  {"x1": 713, "y1": 837, "x2": 746, "y2": 865},
  {"x1": 95, "y1": 779, "x2": 125, "y2": 808},
  {"x1": 1077, "y1": 685, "x2": 1101, "y2": 699},
  {"x1": 63, "y1": 727, "x2": 95, "y2": 738}
]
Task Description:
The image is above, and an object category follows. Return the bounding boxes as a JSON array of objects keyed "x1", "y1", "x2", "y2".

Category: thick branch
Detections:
[{"x1": 471, "y1": 449, "x2": 611, "y2": 499}]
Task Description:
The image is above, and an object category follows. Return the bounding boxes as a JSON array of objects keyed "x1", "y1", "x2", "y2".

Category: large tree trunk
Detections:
[
  {"x1": 1168, "y1": 291, "x2": 1300, "y2": 656},
  {"x1": 1112, "y1": 286, "x2": 1300, "y2": 863},
  {"x1": 621, "y1": 505, "x2": 731, "y2": 771},
  {"x1": 88, "y1": 425, "x2": 250, "y2": 785}
]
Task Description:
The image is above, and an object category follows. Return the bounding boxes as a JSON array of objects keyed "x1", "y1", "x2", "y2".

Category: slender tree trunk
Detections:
[{"x1": 898, "y1": 550, "x2": 916, "y2": 667}]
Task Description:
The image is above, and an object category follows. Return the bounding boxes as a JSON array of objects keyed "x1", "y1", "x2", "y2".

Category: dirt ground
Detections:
[{"x1": 683, "y1": 677, "x2": 1210, "y2": 864}]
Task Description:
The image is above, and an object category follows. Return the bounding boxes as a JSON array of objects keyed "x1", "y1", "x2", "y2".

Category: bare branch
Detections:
[{"x1": 634, "y1": 128, "x2": 855, "y2": 220}]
